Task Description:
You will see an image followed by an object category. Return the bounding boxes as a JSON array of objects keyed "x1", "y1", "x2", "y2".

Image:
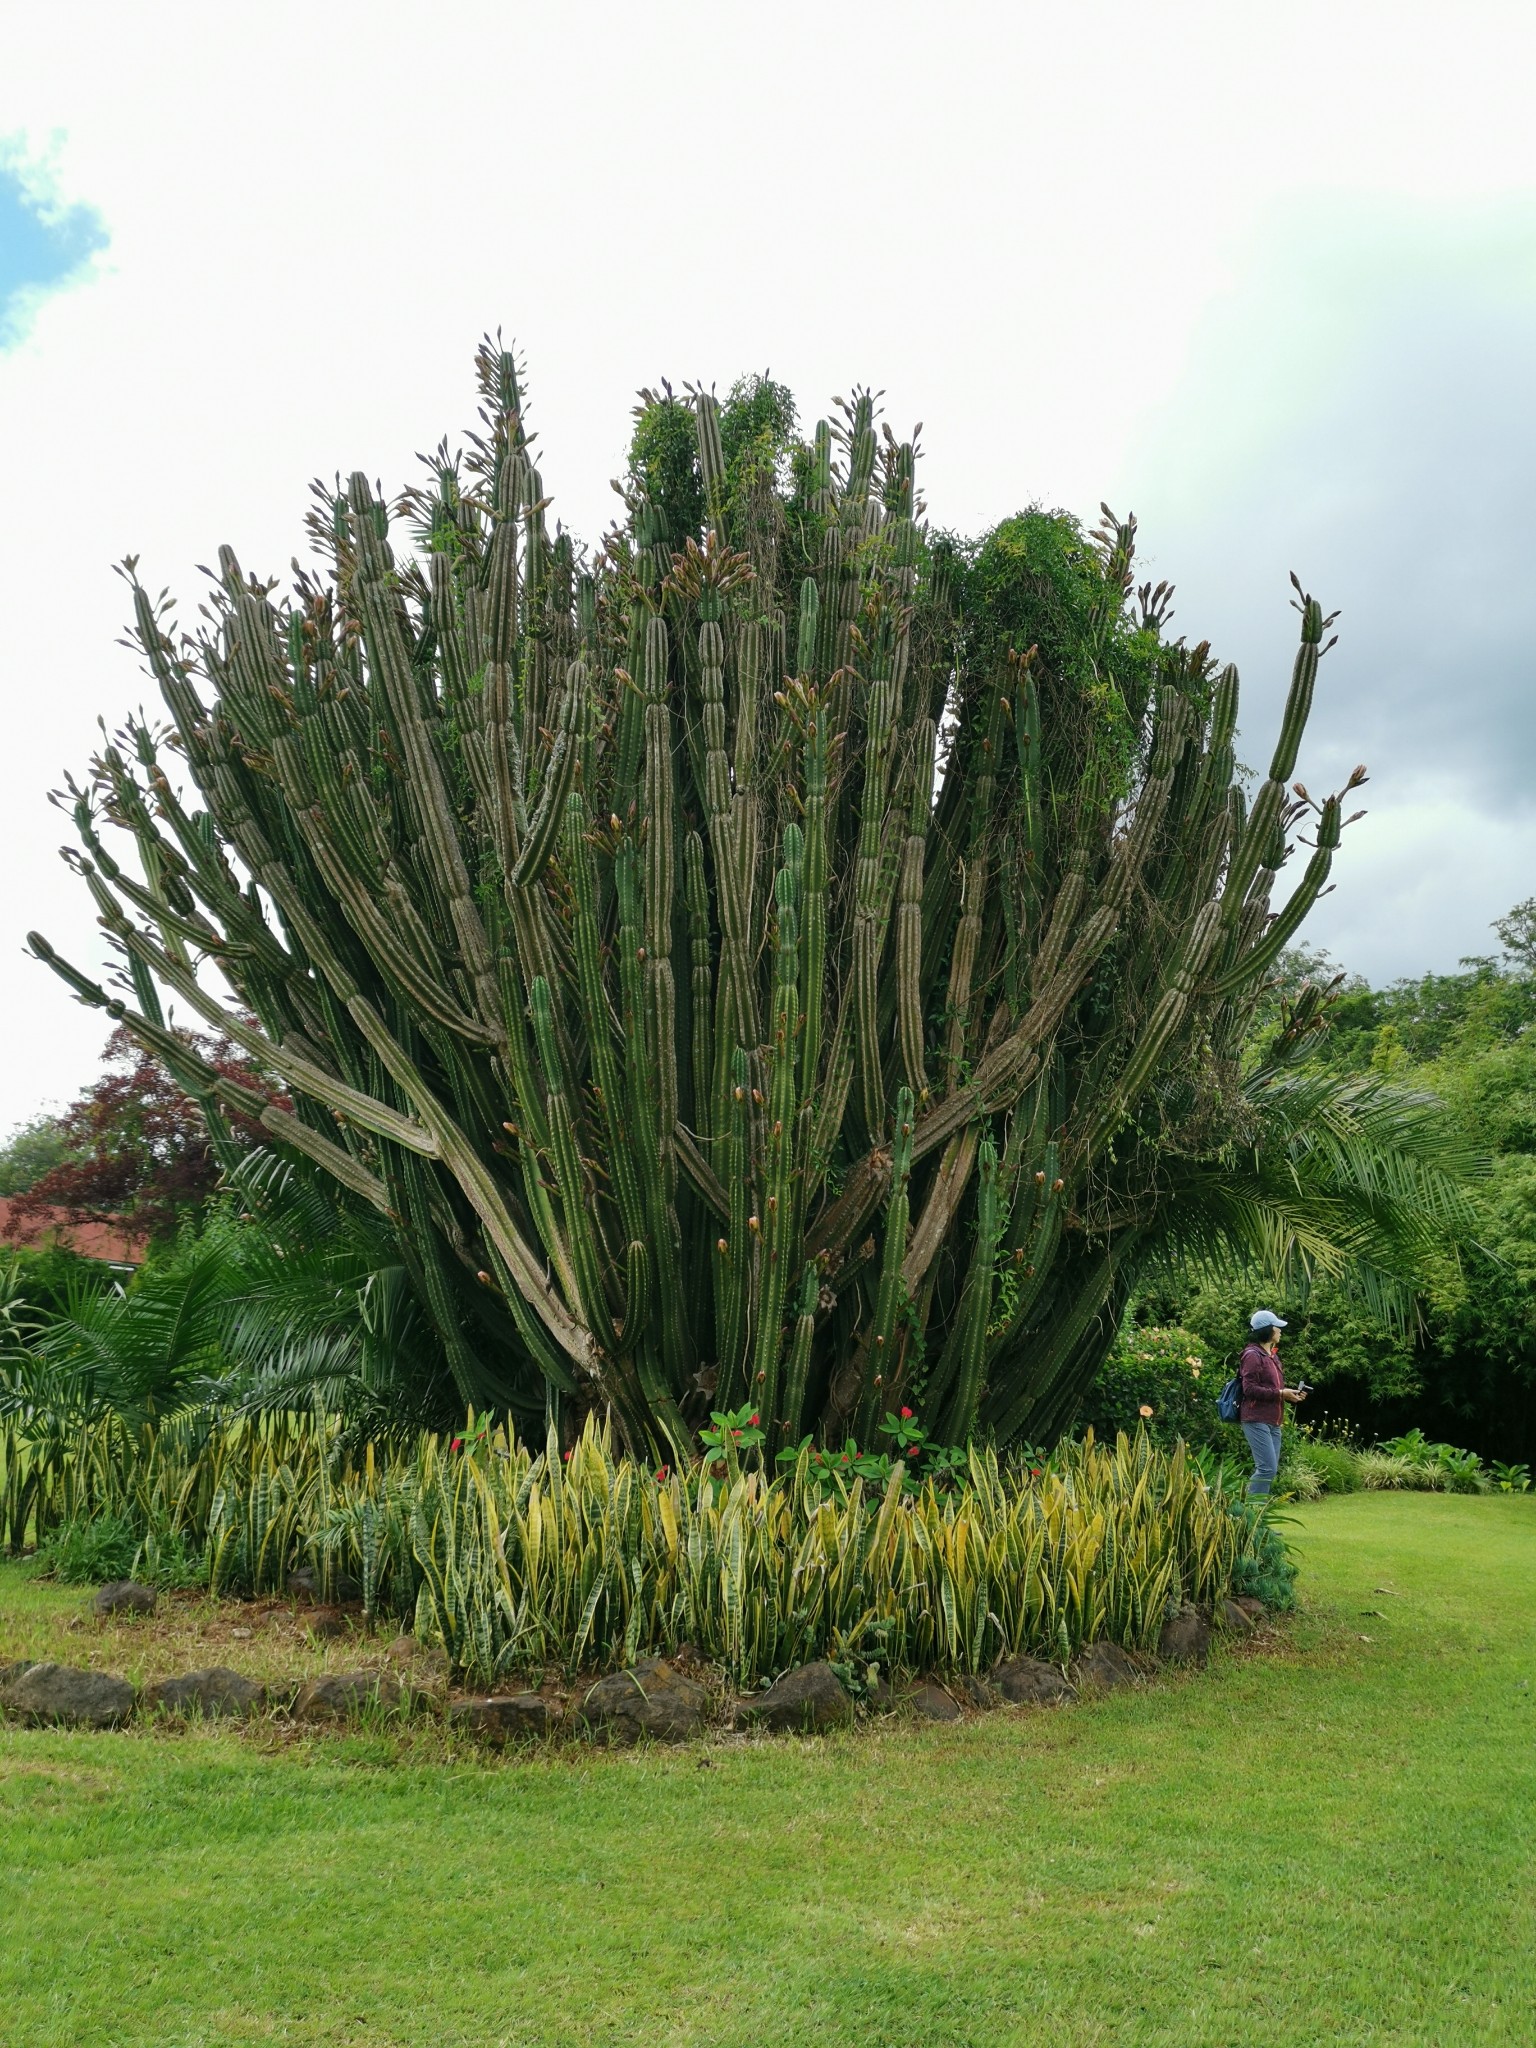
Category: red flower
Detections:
[
  {"x1": 450, "y1": 1437, "x2": 463, "y2": 1452},
  {"x1": 656, "y1": 1465, "x2": 670, "y2": 1483},
  {"x1": 749, "y1": 1413, "x2": 760, "y2": 1426},
  {"x1": 1030, "y1": 1466, "x2": 1043, "y2": 1477},
  {"x1": 563, "y1": 1449, "x2": 572, "y2": 1461},
  {"x1": 900, "y1": 1406, "x2": 914, "y2": 1420},
  {"x1": 906, "y1": 1445, "x2": 920, "y2": 1458}
]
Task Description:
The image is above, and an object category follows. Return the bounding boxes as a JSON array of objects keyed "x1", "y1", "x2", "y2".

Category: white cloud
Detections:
[
  {"x1": 1299, "y1": 790, "x2": 1536, "y2": 984},
  {"x1": 1113, "y1": 192, "x2": 1536, "y2": 977},
  {"x1": 1, "y1": 0, "x2": 1534, "y2": 1125}
]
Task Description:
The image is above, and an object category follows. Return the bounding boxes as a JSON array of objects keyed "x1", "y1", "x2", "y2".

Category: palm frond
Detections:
[{"x1": 1144, "y1": 1064, "x2": 1483, "y2": 1326}]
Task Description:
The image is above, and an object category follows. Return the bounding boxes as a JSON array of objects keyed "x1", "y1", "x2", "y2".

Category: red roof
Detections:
[{"x1": 0, "y1": 1199, "x2": 147, "y2": 1265}]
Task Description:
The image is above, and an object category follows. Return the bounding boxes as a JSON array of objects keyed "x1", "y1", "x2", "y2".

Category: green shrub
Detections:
[
  {"x1": 1278, "y1": 1455, "x2": 1323, "y2": 1501},
  {"x1": 135, "y1": 1524, "x2": 206, "y2": 1591},
  {"x1": 1229, "y1": 1512, "x2": 1298, "y2": 1611},
  {"x1": 1378, "y1": 1429, "x2": 1488, "y2": 1493},
  {"x1": 1293, "y1": 1438, "x2": 1362, "y2": 1494},
  {"x1": 1357, "y1": 1451, "x2": 1425, "y2": 1490},
  {"x1": 1435, "y1": 1449, "x2": 1487, "y2": 1494},
  {"x1": 35, "y1": 1512, "x2": 138, "y2": 1585}
]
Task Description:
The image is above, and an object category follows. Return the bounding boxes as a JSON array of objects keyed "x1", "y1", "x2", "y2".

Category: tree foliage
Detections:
[
  {"x1": 2, "y1": 1025, "x2": 267, "y2": 1245},
  {"x1": 0, "y1": 1114, "x2": 71, "y2": 1198},
  {"x1": 1142, "y1": 925, "x2": 1536, "y2": 1460}
]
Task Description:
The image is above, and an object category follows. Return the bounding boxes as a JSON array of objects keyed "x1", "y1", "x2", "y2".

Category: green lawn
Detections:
[{"x1": 3, "y1": 1494, "x2": 1533, "y2": 2047}]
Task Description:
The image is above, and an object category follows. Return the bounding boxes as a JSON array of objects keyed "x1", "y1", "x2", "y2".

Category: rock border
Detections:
[{"x1": 0, "y1": 1599, "x2": 1270, "y2": 1742}]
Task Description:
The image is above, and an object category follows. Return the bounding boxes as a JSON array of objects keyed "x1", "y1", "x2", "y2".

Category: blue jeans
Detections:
[{"x1": 1242, "y1": 1422, "x2": 1283, "y2": 1497}]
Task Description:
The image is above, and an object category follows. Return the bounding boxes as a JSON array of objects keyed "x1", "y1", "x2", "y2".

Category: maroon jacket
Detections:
[{"x1": 1238, "y1": 1342, "x2": 1284, "y2": 1425}]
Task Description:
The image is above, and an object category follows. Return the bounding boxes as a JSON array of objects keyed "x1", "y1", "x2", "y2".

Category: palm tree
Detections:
[
  {"x1": 1021, "y1": 983, "x2": 1481, "y2": 1439},
  {"x1": 0, "y1": 1154, "x2": 460, "y2": 1439}
]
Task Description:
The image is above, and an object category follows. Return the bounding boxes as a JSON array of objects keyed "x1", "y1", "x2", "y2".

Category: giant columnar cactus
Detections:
[{"x1": 31, "y1": 344, "x2": 1362, "y2": 1454}]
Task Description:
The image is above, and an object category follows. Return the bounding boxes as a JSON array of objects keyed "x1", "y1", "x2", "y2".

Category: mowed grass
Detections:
[
  {"x1": 0, "y1": 1567, "x2": 404, "y2": 1693},
  {"x1": 2, "y1": 1494, "x2": 1532, "y2": 2048}
]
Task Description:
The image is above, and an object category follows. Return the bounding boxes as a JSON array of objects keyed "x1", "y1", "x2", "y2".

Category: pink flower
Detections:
[{"x1": 900, "y1": 1406, "x2": 914, "y2": 1420}]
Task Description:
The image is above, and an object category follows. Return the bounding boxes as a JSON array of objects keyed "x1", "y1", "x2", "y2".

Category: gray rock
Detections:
[
  {"x1": 1220, "y1": 1597, "x2": 1259, "y2": 1634},
  {"x1": 291, "y1": 1670, "x2": 403, "y2": 1722},
  {"x1": 579, "y1": 1658, "x2": 710, "y2": 1745},
  {"x1": 288, "y1": 1566, "x2": 362, "y2": 1604},
  {"x1": 1157, "y1": 1603, "x2": 1211, "y2": 1666},
  {"x1": 990, "y1": 1655, "x2": 1075, "y2": 1705},
  {"x1": 1, "y1": 1661, "x2": 136, "y2": 1728},
  {"x1": 385, "y1": 1635, "x2": 450, "y2": 1680},
  {"x1": 907, "y1": 1679, "x2": 963, "y2": 1722},
  {"x1": 1234, "y1": 1595, "x2": 1266, "y2": 1622},
  {"x1": 950, "y1": 1672, "x2": 1002, "y2": 1711},
  {"x1": 743, "y1": 1660, "x2": 853, "y2": 1734},
  {"x1": 450, "y1": 1693, "x2": 562, "y2": 1742},
  {"x1": 93, "y1": 1580, "x2": 156, "y2": 1617},
  {"x1": 0, "y1": 1660, "x2": 36, "y2": 1690},
  {"x1": 1072, "y1": 1641, "x2": 1141, "y2": 1693},
  {"x1": 142, "y1": 1667, "x2": 266, "y2": 1718},
  {"x1": 304, "y1": 1609, "x2": 353, "y2": 1642}
]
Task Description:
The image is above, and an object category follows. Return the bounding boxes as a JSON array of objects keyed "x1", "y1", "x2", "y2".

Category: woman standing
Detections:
[{"x1": 1239, "y1": 1310, "x2": 1308, "y2": 1497}]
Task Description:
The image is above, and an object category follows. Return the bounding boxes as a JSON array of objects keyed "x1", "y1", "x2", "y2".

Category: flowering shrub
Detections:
[
  {"x1": 774, "y1": 1408, "x2": 972, "y2": 1494},
  {"x1": 699, "y1": 1404, "x2": 765, "y2": 1462},
  {"x1": 1074, "y1": 1324, "x2": 1229, "y2": 1449}
]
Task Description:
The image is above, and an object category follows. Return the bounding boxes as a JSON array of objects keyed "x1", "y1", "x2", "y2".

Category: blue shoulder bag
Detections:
[{"x1": 1217, "y1": 1356, "x2": 1243, "y2": 1424}]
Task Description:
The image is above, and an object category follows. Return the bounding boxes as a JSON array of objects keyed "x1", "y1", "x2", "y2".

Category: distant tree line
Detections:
[{"x1": 1121, "y1": 903, "x2": 1536, "y2": 1462}]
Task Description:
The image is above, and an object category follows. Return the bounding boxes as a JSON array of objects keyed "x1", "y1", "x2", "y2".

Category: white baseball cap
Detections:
[{"x1": 1249, "y1": 1309, "x2": 1288, "y2": 1332}]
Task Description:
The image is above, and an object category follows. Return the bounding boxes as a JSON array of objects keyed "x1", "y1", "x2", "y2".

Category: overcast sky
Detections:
[{"x1": 2, "y1": 0, "x2": 1533, "y2": 1133}]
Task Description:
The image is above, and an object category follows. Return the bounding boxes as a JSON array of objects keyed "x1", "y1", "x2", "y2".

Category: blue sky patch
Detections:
[{"x1": 0, "y1": 160, "x2": 107, "y2": 336}]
